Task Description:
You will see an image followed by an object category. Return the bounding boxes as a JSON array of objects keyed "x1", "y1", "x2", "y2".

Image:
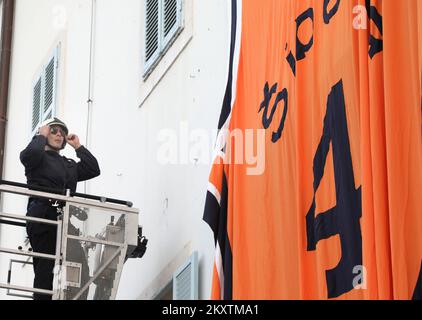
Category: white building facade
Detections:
[{"x1": 0, "y1": 0, "x2": 231, "y2": 299}]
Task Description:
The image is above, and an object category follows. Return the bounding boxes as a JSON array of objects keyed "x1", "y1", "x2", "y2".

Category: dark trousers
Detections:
[
  {"x1": 26, "y1": 200, "x2": 89, "y2": 300},
  {"x1": 26, "y1": 201, "x2": 58, "y2": 300},
  {"x1": 28, "y1": 227, "x2": 57, "y2": 300}
]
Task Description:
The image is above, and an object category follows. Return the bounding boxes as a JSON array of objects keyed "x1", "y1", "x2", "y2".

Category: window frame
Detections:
[
  {"x1": 143, "y1": 0, "x2": 184, "y2": 79},
  {"x1": 172, "y1": 251, "x2": 198, "y2": 300},
  {"x1": 30, "y1": 45, "x2": 60, "y2": 137},
  {"x1": 139, "y1": 0, "x2": 193, "y2": 107}
]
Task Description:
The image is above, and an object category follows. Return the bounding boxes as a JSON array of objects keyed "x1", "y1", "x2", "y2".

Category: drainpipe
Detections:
[
  {"x1": 84, "y1": 0, "x2": 96, "y2": 194},
  {"x1": 0, "y1": 0, "x2": 15, "y2": 180}
]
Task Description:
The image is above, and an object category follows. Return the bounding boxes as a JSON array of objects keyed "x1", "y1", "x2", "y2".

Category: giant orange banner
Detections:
[{"x1": 204, "y1": 0, "x2": 422, "y2": 299}]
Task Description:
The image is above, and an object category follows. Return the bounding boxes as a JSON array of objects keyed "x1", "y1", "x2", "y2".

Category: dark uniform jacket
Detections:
[
  {"x1": 20, "y1": 135, "x2": 101, "y2": 193},
  {"x1": 20, "y1": 134, "x2": 101, "y2": 232}
]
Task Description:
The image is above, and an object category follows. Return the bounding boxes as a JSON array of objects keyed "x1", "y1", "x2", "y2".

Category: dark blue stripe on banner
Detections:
[
  {"x1": 204, "y1": 191, "x2": 220, "y2": 244},
  {"x1": 203, "y1": 0, "x2": 236, "y2": 300},
  {"x1": 219, "y1": 174, "x2": 232, "y2": 300},
  {"x1": 218, "y1": 0, "x2": 238, "y2": 130},
  {"x1": 413, "y1": 261, "x2": 422, "y2": 300},
  {"x1": 203, "y1": 173, "x2": 233, "y2": 300}
]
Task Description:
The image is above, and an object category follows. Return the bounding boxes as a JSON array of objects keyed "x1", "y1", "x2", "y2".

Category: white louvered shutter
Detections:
[
  {"x1": 31, "y1": 47, "x2": 58, "y2": 135},
  {"x1": 31, "y1": 79, "x2": 42, "y2": 133},
  {"x1": 144, "y1": 0, "x2": 183, "y2": 75},
  {"x1": 43, "y1": 49, "x2": 58, "y2": 120},
  {"x1": 172, "y1": 251, "x2": 198, "y2": 300},
  {"x1": 145, "y1": 0, "x2": 160, "y2": 69},
  {"x1": 162, "y1": 0, "x2": 182, "y2": 48}
]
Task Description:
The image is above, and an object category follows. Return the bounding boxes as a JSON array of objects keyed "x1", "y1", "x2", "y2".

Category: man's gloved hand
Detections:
[
  {"x1": 66, "y1": 134, "x2": 82, "y2": 150},
  {"x1": 38, "y1": 125, "x2": 50, "y2": 137}
]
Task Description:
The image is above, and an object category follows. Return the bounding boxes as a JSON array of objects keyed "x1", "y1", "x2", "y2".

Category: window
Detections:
[
  {"x1": 172, "y1": 251, "x2": 198, "y2": 300},
  {"x1": 144, "y1": 0, "x2": 183, "y2": 78},
  {"x1": 31, "y1": 46, "x2": 59, "y2": 135}
]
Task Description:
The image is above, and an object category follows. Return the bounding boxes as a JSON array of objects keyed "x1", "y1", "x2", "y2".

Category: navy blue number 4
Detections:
[{"x1": 306, "y1": 80, "x2": 363, "y2": 299}]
